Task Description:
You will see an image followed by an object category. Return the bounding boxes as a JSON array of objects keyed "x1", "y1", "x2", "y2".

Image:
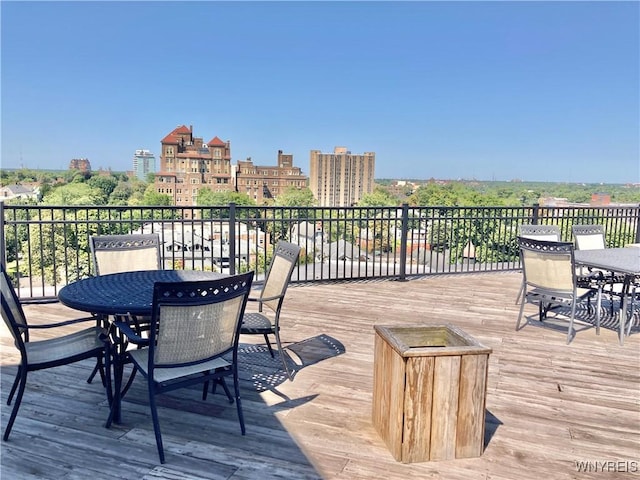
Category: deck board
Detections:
[{"x1": 2, "y1": 272, "x2": 639, "y2": 479}]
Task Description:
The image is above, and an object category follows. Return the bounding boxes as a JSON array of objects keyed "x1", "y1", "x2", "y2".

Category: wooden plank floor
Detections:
[{"x1": 2, "y1": 272, "x2": 639, "y2": 479}]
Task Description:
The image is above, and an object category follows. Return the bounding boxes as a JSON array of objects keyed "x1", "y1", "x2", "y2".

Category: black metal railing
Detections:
[{"x1": 2, "y1": 202, "x2": 638, "y2": 300}]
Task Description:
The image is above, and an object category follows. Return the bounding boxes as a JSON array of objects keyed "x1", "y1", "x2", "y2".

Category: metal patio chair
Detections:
[
  {"x1": 515, "y1": 225, "x2": 561, "y2": 304},
  {"x1": 517, "y1": 236, "x2": 602, "y2": 344},
  {"x1": 572, "y1": 224, "x2": 625, "y2": 311},
  {"x1": 86, "y1": 233, "x2": 162, "y2": 384},
  {"x1": 106, "y1": 272, "x2": 254, "y2": 464},
  {"x1": 0, "y1": 265, "x2": 106, "y2": 441},
  {"x1": 240, "y1": 240, "x2": 301, "y2": 381}
]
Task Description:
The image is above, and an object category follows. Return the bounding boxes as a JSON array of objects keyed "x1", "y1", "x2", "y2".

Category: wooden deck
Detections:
[{"x1": 2, "y1": 272, "x2": 639, "y2": 479}]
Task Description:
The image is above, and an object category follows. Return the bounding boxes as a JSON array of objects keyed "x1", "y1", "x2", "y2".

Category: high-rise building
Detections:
[
  {"x1": 154, "y1": 125, "x2": 233, "y2": 209},
  {"x1": 132, "y1": 149, "x2": 156, "y2": 181},
  {"x1": 234, "y1": 150, "x2": 308, "y2": 204},
  {"x1": 309, "y1": 147, "x2": 375, "y2": 207}
]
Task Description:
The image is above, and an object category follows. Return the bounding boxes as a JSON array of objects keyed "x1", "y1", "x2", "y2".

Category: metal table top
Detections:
[
  {"x1": 574, "y1": 247, "x2": 640, "y2": 276},
  {"x1": 58, "y1": 270, "x2": 224, "y2": 316}
]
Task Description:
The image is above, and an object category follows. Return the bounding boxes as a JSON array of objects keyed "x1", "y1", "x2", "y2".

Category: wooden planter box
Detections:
[{"x1": 372, "y1": 324, "x2": 492, "y2": 463}]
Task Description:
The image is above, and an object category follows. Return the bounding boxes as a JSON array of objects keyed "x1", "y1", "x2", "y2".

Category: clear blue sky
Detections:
[{"x1": 2, "y1": 1, "x2": 639, "y2": 184}]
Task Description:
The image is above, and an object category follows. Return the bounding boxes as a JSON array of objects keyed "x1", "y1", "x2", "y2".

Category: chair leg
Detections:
[
  {"x1": 149, "y1": 393, "x2": 165, "y2": 464},
  {"x1": 3, "y1": 368, "x2": 27, "y2": 440},
  {"x1": 516, "y1": 294, "x2": 527, "y2": 331},
  {"x1": 217, "y1": 377, "x2": 234, "y2": 403},
  {"x1": 274, "y1": 329, "x2": 294, "y2": 381},
  {"x1": 595, "y1": 287, "x2": 602, "y2": 336},
  {"x1": 232, "y1": 367, "x2": 246, "y2": 435},
  {"x1": 515, "y1": 280, "x2": 524, "y2": 305},
  {"x1": 567, "y1": 302, "x2": 577, "y2": 344},
  {"x1": 264, "y1": 334, "x2": 274, "y2": 358},
  {"x1": 7, "y1": 366, "x2": 22, "y2": 405}
]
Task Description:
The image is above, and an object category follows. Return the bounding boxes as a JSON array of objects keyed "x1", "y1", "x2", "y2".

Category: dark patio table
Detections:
[
  {"x1": 58, "y1": 269, "x2": 224, "y2": 317},
  {"x1": 574, "y1": 247, "x2": 640, "y2": 345},
  {"x1": 58, "y1": 269, "x2": 225, "y2": 423}
]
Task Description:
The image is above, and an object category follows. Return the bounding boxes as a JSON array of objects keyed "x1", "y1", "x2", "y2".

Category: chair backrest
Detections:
[
  {"x1": 518, "y1": 236, "x2": 576, "y2": 293},
  {"x1": 572, "y1": 225, "x2": 606, "y2": 250},
  {"x1": 518, "y1": 224, "x2": 561, "y2": 241},
  {"x1": 260, "y1": 241, "x2": 302, "y2": 314},
  {"x1": 90, "y1": 233, "x2": 161, "y2": 275},
  {"x1": 0, "y1": 265, "x2": 28, "y2": 351},
  {"x1": 148, "y1": 272, "x2": 254, "y2": 369}
]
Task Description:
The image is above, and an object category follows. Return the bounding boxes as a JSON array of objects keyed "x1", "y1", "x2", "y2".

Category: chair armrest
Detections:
[
  {"x1": 113, "y1": 319, "x2": 148, "y2": 345},
  {"x1": 26, "y1": 316, "x2": 98, "y2": 329},
  {"x1": 254, "y1": 294, "x2": 285, "y2": 303}
]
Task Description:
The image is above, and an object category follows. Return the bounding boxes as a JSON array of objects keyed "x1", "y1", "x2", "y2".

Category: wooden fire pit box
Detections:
[{"x1": 372, "y1": 323, "x2": 492, "y2": 463}]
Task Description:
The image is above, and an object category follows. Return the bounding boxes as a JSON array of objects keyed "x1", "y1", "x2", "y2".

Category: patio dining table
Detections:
[
  {"x1": 58, "y1": 269, "x2": 225, "y2": 422},
  {"x1": 574, "y1": 247, "x2": 640, "y2": 345}
]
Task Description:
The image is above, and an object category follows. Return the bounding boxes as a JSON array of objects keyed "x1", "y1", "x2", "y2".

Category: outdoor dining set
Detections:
[
  {"x1": 1, "y1": 225, "x2": 638, "y2": 466},
  {"x1": 0, "y1": 233, "x2": 301, "y2": 464},
  {"x1": 516, "y1": 224, "x2": 640, "y2": 345}
]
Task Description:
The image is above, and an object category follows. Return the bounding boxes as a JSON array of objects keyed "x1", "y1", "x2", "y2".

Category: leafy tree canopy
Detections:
[
  {"x1": 357, "y1": 186, "x2": 398, "y2": 207},
  {"x1": 42, "y1": 182, "x2": 106, "y2": 205},
  {"x1": 196, "y1": 188, "x2": 257, "y2": 206},
  {"x1": 275, "y1": 187, "x2": 316, "y2": 207},
  {"x1": 141, "y1": 184, "x2": 172, "y2": 206}
]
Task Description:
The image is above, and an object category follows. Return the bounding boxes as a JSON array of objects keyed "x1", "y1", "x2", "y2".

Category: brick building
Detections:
[
  {"x1": 234, "y1": 150, "x2": 308, "y2": 204},
  {"x1": 154, "y1": 125, "x2": 233, "y2": 208}
]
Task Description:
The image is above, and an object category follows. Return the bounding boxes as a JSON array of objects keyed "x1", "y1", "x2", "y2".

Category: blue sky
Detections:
[{"x1": 2, "y1": 1, "x2": 639, "y2": 184}]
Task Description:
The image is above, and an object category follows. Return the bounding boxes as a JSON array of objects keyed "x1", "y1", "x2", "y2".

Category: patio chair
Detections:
[
  {"x1": 240, "y1": 240, "x2": 301, "y2": 381},
  {"x1": 86, "y1": 233, "x2": 161, "y2": 384},
  {"x1": 517, "y1": 237, "x2": 602, "y2": 344},
  {"x1": 89, "y1": 233, "x2": 161, "y2": 276},
  {"x1": 106, "y1": 272, "x2": 254, "y2": 464},
  {"x1": 572, "y1": 225, "x2": 625, "y2": 310},
  {"x1": 0, "y1": 265, "x2": 106, "y2": 441},
  {"x1": 515, "y1": 225, "x2": 561, "y2": 304}
]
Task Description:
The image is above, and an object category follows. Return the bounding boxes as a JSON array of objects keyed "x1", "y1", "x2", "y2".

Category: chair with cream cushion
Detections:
[{"x1": 517, "y1": 236, "x2": 601, "y2": 344}]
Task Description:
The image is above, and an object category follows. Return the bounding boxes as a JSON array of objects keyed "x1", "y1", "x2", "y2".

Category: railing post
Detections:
[
  {"x1": 531, "y1": 203, "x2": 540, "y2": 225},
  {"x1": 0, "y1": 202, "x2": 5, "y2": 268},
  {"x1": 635, "y1": 204, "x2": 640, "y2": 243},
  {"x1": 229, "y1": 203, "x2": 236, "y2": 275},
  {"x1": 399, "y1": 203, "x2": 409, "y2": 281}
]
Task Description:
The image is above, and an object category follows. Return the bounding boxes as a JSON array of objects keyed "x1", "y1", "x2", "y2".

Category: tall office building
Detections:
[
  {"x1": 234, "y1": 150, "x2": 308, "y2": 204},
  {"x1": 154, "y1": 125, "x2": 233, "y2": 209},
  {"x1": 132, "y1": 149, "x2": 156, "y2": 181},
  {"x1": 309, "y1": 147, "x2": 375, "y2": 207}
]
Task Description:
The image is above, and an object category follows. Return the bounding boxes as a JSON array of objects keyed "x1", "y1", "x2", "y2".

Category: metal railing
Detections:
[{"x1": 2, "y1": 202, "x2": 639, "y2": 300}]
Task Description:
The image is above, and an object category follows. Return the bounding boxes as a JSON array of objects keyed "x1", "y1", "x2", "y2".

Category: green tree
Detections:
[
  {"x1": 141, "y1": 185, "x2": 172, "y2": 206},
  {"x1": 88, "y1": 175, "x2": 118, "y2": 199},
  {"x1": 357, "y1": 186, "x2": 398, "y2": 207},
  {"x1": 196, "y1": 188, "x2": 256, "y2": 207},
  {"x1": 109, "y1": 182, "x2": 134, "y2": 205},
  {"x1": 42, "y1": 183, "x2": 106, "y2": 205},
  {"x1": 275, "y1": 187, "x2": 316, "y2": 207}
]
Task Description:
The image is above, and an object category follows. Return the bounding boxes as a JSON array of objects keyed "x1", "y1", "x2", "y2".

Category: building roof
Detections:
[
  {"x1": 161, "y1": 125, "x2": 191, "y2": 143},
  {"x1": 207, "y1": 136, "x2": 226, "y2": 146}
]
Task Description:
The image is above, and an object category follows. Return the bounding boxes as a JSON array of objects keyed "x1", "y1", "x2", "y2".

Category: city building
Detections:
[
  {"x1": 69, "y1": 158, "x2": 91, "y2": 173},
  {"x1": 309, "y1": 147, "x2": 375, "y2": 207},
  {"x1": 132, "y1": 149, "x2": 156, "y2": 181},
  {"x1": 234, "y1": 150, "x2": 308, "y2": 204},
  {"x1": 154, "y1": 125, "x2": 233, "y2": 211}
]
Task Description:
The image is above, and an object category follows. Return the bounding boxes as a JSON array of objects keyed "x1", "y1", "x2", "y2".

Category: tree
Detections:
[
  {"x1": 275, "y1": 187, "x2": 316, "y2": 207},
  {"x1": 140, "y1": 184, "x2": 172, "y2": 206},
  {"x1": 196, "y1": 188, "x2": 257, "y2": 207},
  {"x1": 109, "y1": 182, "x2": 134, "y2": 205},
  {"x1": 357, "y1": 186, "x2": 398, "y2": 207},
  {"x1": 88, "y1": 175, "x2": 118, "y2": 199},
  {"x1": 42, "y1": 183, "x2": 106, "y2": 205}
]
